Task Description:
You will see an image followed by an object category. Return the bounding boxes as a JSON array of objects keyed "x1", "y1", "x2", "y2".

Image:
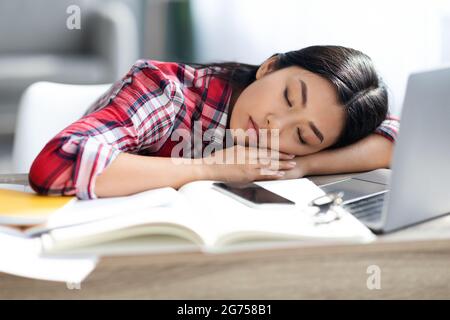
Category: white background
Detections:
[{"x1": 191, "y1": 0, "x2": 450, "y2": 116}]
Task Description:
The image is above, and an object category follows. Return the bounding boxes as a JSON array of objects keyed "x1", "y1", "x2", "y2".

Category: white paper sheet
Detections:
[
  {"x1": 0, "y1": 227, "x2": 98, "y2": 283},
  {"x1": 255, "y1": 178, "x2": 325, "y2": 207}
]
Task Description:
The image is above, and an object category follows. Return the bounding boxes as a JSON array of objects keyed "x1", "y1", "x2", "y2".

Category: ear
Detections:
[{"x1": 255, "y1": 55, "x2": 280, "y2": 80}]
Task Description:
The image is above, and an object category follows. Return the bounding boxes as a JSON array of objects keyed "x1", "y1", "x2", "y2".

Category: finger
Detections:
[
  {"x1": 278, "y1": 152, "x2": 296, "y2": 160},
  {"x1": 254, "y1": 148, "x2": 295, "y2": 161},
  {"x1": 259, "y1": 160, "x2": 296, "y2": 171},
  {"x1": 275, "y1": 160, "x2": 297, "y2": 171},
  {"x1": 256, "y1": 169, "x2": 286, "y2": 180}
]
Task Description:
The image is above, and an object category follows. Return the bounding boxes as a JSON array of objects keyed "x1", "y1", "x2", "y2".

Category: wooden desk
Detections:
[{"x1": 1, "y1": 172, "x2": 450, "y2": 299}]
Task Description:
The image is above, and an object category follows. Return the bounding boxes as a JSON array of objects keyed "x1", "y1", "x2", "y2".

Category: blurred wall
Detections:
[
  {"x1": 143, "y1": 0, "x2": 194, "y2": 62},
  {"x1": 0, "y1": 0, "x2": 143, "y2": 135},
  {"x1": 191, "y1": 0, "x2": 450, "y2": 116}
]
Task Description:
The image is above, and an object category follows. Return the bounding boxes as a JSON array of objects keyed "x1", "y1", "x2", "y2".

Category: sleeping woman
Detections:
[{"x1": 29, "y1": 45, "x2": 400, "y2": 200}]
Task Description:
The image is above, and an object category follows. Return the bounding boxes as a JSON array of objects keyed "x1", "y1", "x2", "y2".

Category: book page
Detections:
[
  {"x1": 41, "y1": 206, "x2": 206, "y2": 254},
  {"x1": 177, "y1": 179, "x2": 318, "y2": 246},
  {"x1": 178, "y1": 179, "x2": 375, "y2": 250},
  {"x1": 37, "y1": 185, "x2": 232, "y2": 255},
  {"x1": 27, "y1": 187, "x2": 181, "y2": 236},
  {"x1": 44, "y1": 234, "x2": 202, "y2": 256},
  {"x1": 37, "y1": 178, "x2": 375, "y2": 256}
]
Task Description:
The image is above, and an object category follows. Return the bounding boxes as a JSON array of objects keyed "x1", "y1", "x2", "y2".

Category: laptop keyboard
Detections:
[{"x1": 342, "y1": 193, "x2": 387, "y2": 223}]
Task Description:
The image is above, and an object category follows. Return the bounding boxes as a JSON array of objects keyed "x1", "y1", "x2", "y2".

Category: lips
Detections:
[
  {"x1": 247, "y1": 116, "x2": 259, "y2": 133},
  {"x1": 247, "y1": 116, "x2": 259, "y2": 145}
]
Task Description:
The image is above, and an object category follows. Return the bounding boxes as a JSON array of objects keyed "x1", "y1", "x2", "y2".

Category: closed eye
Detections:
[
  {"x1": 284, "y1": 87, "x2": 292, "y2": 107},
  {"x1": 297, "y1": 128, "x2": 306, "y2": 145}
]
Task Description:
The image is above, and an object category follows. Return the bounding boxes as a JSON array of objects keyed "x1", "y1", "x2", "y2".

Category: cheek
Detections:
[
  {"x1": 229, "y1": 100, "x2": 246, "y2": 130},
  {"x1": 230, "y1": 93, "x2": 261, "y2": 130},
  {"x1": 241, "y1": 82, "x2": 275, "y2": 113},
  {"x1": 275, "y1": 135, "x2": 328, "y2": 156},
  {"x1": 230, "y1": 79, "x2": 281, "y2": 130},
  {"x1": 230, "y1": 90, "x2": 253, "y2": 122},
  {"x1": 269, "y1": 136, "x2": 306, "y2": 156}
]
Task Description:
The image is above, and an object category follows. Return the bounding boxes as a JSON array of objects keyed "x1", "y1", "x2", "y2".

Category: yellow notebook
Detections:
[{"x1": 0, "y1": 187, "x2": 75, "y2": 226}]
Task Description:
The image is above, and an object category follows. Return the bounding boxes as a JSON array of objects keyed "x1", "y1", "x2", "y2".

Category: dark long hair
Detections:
[{"x1": 185, "y1": 45, "x2": 388, "y2": 148}]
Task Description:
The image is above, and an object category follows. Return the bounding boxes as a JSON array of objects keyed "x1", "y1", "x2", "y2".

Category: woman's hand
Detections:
[
  {"x1": 202, "y1": 145, "x2": 297, "y2": 183},
  {"x1": 281, "y1": 156, "x2": 311, "y2": 180}
]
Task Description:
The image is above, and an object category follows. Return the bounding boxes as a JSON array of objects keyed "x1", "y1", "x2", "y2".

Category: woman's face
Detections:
[{"x1": 229, "y1": 56, "x2": 346, "y2": 156}]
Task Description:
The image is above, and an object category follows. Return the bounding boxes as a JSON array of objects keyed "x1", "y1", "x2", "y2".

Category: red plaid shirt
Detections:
[{"x1": 29, "y1": 59, "x2": 400, "y2": 200}]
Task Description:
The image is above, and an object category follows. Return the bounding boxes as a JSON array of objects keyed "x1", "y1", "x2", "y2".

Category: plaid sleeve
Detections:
[
  {"x1": 373, "y1": 114, "x2": 400, "y2": 142},
  {"x1": 29, "y1": 60, "x2": 177, "y2": 200}
]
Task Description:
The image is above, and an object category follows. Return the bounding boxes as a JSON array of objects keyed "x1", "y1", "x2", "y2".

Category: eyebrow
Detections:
[
  {"x1": 296, "y1": 79, "x2": 324, "y2": 144},
  {"x1": 309, "y1": 121, "x2": 324, "y2": 143},
  {"x1": 299, "y1": 79, "x2": 308, "y2": 106}
]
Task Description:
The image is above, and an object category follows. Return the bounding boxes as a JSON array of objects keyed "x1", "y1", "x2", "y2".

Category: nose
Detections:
[
  {"x1": 266, "y1": 114, "x2": 280, "y2": 130},
  {"x1": 265, "y1": 113, "x2": 294, "y2": 132}
]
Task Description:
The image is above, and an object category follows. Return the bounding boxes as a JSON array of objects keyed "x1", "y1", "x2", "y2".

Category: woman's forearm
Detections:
[
  {"x1": 94, "y1": 146, "x2": 294, "y2": 198},
  {"x1": 95, "y1": 153, "x2": 207, "y2": 198},
  {"x1": 299, "y1": 134, "x2": 394, "y2": 176}
]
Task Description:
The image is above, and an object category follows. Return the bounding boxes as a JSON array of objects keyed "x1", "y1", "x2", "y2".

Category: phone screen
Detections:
[{"x1": 213, "y1": 182, "x2": 295, "y2": 205}]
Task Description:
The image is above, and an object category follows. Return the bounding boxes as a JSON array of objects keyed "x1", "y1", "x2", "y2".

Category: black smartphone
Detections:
[{"x1": 212, "y1": 182, "x2": 295, "y2": 208}]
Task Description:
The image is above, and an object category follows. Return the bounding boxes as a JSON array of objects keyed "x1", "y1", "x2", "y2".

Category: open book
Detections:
[{"x1": 23, "y1": 179, "x2": 376, "y2": 256}]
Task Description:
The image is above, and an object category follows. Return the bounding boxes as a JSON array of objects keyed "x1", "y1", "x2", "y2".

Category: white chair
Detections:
[{"x1": 12, "y1": 82, "x2": 112, "y2": 173}]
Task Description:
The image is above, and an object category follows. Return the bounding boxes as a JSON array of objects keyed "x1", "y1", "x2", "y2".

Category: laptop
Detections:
[{"x1": 319, "y1": 66, "x2": 450, "y2": 233}]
